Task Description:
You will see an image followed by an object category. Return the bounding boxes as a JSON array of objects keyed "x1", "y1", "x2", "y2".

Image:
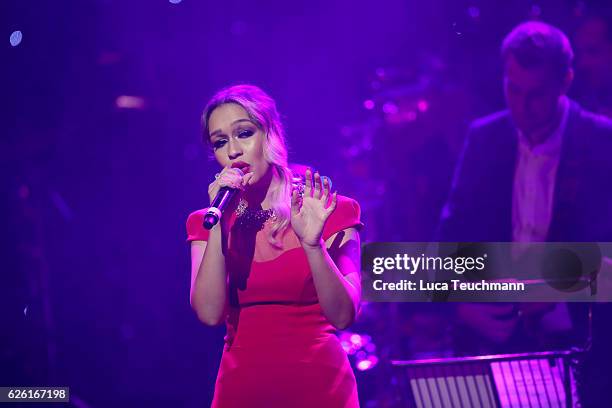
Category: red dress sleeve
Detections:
[
  {"x1": 186, "y1": 209, "x2": 210, "y2": 242},
  {"x1": 322, "y1": 195, "x2": 364, "y2": 241}
]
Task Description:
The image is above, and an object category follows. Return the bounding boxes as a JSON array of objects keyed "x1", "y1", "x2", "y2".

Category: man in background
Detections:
[
  {"x1": 438, "y1": 21, "x2": 612, "y2": 407},
  {"x1": 439, "y1": 21, "x2": 612, "y2": 243}
]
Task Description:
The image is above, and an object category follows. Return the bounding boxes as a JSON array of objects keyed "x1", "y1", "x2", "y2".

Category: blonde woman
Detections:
[{"x1": 186, "y1": 85, "x2": 363, "y2": 407}]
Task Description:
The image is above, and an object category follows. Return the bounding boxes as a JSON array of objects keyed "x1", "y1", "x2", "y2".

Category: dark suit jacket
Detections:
[{"x1": 437, "y1": 100, "x2": 612, "y2": 242}]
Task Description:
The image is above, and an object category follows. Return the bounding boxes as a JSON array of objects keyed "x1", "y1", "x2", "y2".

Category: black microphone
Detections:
[{"x1": 203, "y1": 169, "x2": 244, "y2": 230}]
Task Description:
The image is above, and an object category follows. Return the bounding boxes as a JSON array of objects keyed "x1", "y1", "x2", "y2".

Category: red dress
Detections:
[{"x1": 186, "y1": 195, "x2": 362, "y2": 408}]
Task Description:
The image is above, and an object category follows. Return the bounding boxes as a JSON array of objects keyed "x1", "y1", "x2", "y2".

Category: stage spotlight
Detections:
[
  {"x1": 363, "y1": 100, "x2": 375, "y2": 110},
  {"x1": 10, "y1": 30, "x2": 23, "y2": 47},
  {"x1": 115, "y1": 95, "x2": 146, "y2": 110},
  {"x1": 356, "y1": 355, "x2": 379, "y2": 371}
]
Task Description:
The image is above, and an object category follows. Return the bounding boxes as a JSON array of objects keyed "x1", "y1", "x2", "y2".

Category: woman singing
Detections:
[{"x1": 186, "y1": 84, "x2": 363, "y2": 407}]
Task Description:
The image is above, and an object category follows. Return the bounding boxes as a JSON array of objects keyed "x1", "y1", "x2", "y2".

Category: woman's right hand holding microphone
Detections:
[{"x1": 207, "y1": 166, "x2": 255, "y2": 229}]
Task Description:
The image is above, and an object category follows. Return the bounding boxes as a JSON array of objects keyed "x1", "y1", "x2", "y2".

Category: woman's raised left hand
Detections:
[{"x1": 291, "y1": 169, "x2": 337, "y2": 249}]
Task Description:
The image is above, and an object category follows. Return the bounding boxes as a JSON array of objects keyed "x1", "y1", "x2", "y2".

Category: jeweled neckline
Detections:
[{"x1": 234, "y1": 199, "x2": 276, "y2": 231}]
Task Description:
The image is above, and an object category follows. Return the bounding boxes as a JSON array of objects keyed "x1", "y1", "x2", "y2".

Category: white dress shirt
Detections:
[
  {"x1": 512, "y1": 96, "x2": 570, "y2": 243},
  {"x1": 512, "y1": 97, "x2": 573, "y2": 337}
]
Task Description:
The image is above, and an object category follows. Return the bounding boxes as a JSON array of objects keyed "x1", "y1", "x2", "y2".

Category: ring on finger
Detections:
[
  {"x1": 321, "y1": 176, "x2": 332, "y2": 190},
  {"x1": 294, "y1": 182, "x2": 305, "y2": 198}
]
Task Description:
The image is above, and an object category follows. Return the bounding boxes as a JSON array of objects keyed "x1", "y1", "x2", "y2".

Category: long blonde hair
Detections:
[{"x1": 201, "y1": 84, "x2": 293, "y2": 247}]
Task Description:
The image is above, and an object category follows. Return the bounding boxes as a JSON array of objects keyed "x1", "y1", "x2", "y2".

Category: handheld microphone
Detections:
[{"x1": 203, "y1": 169, "x2": 244, "y2": 230}]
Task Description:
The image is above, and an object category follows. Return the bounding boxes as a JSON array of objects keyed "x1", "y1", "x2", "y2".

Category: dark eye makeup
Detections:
[
  {"x1": 210, "y1": 127, "x2": 255, "y2": 150},
  {"x1": 237, "y1": 128, "x2": 255, "y2": 138},
  {"x1": 212, "y1": 139, "x2": 227, "y2": 150}
]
